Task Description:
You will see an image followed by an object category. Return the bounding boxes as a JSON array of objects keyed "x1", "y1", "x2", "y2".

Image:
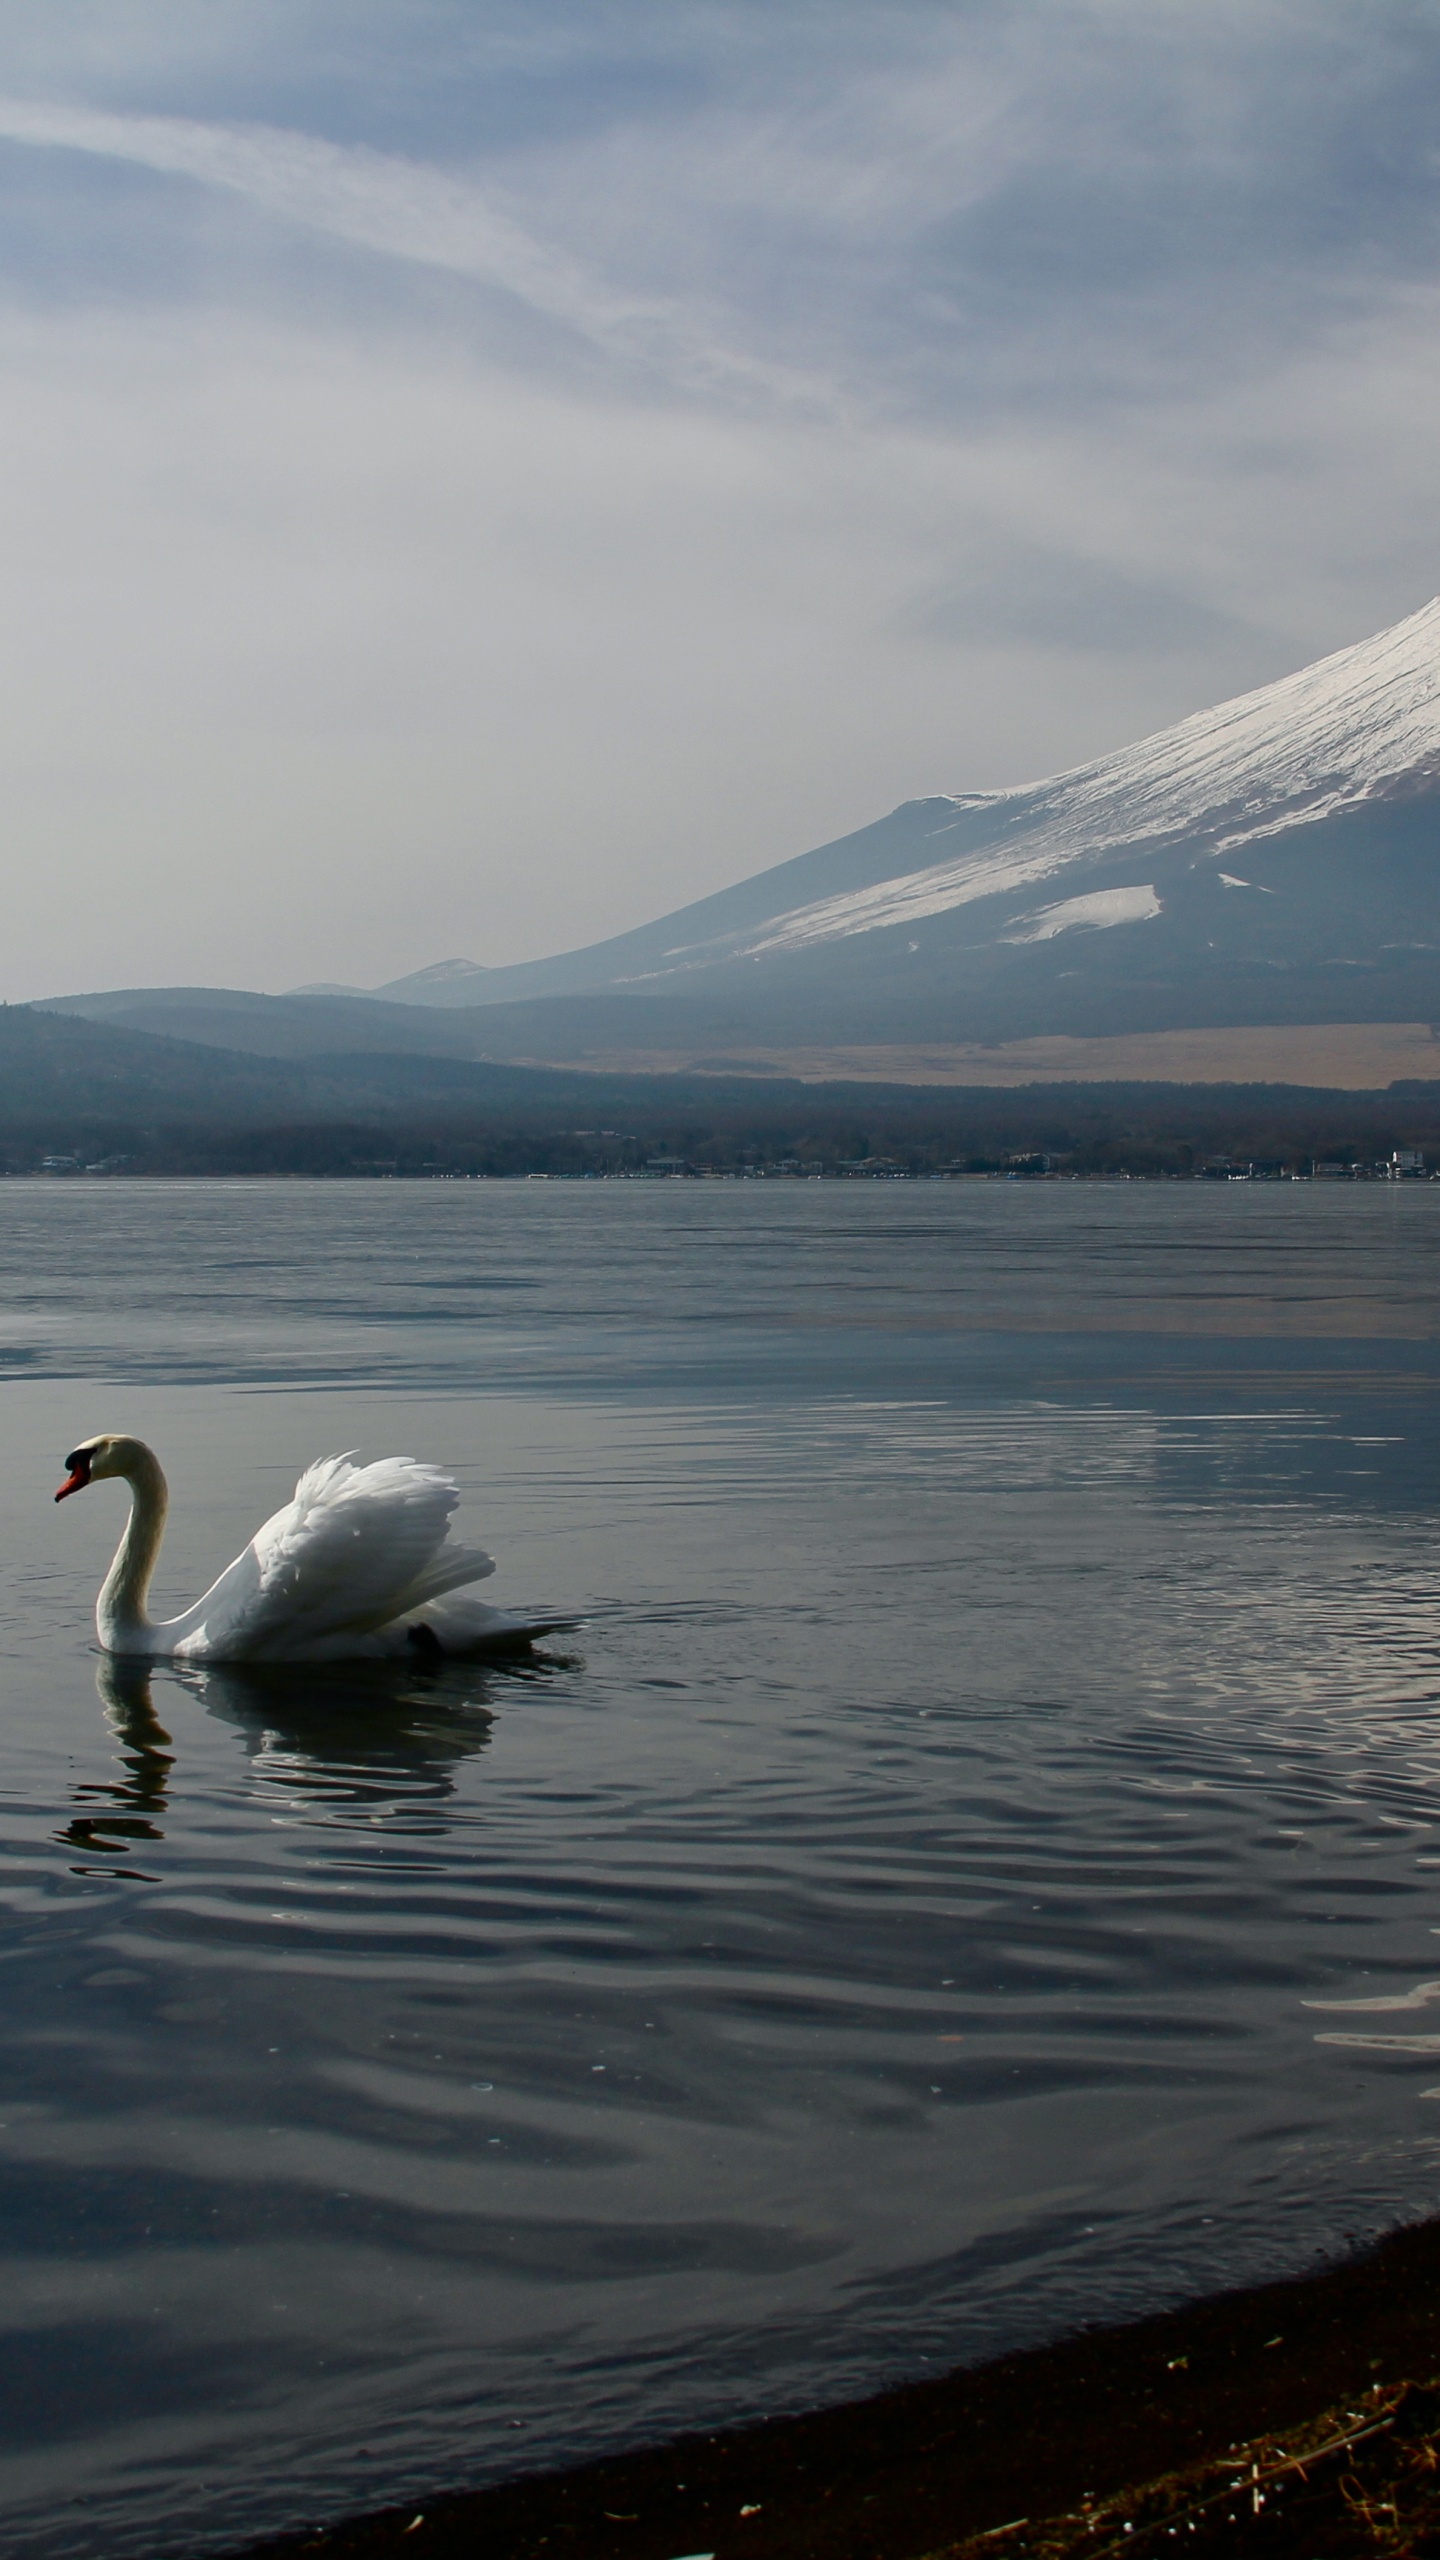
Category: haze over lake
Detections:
[{"x1": 4, "y1": 1179, "x2": 1440, "y2": 2556}]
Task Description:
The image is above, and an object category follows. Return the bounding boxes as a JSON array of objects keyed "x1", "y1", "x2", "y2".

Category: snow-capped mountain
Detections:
[
  {"x1": 49, "y1": 601, "x2": 1440, "y2": 1070},
  {"x1": 727, "y1": 597, "x2": 1440, "y2": 963},
  {"x1": 345, "y1": 598, "x2": 1440, "y2": 1053}
]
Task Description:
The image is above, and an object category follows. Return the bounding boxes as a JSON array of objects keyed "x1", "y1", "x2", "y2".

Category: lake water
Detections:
[{"x1": 4, "y1": 1178, "x2": 1440, "y2": 2556}]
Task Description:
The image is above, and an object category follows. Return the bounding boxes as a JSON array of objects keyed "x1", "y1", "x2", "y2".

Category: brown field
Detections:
[{"x1": 514, "y1": 1022, "x2": 1440, "y2": 1090}]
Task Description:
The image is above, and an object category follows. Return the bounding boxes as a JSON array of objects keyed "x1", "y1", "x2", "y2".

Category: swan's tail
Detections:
[{"x1": 414, "y1": 1598, "x2": 583, "y2": 1656}]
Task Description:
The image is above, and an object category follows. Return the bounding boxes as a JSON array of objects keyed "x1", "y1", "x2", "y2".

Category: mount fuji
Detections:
[
  {"x1": 46, "y1": 600, "x2": 1440, "y2": 1085},
  {"x1": 352, "y1": 597, "x2": 1440, "y2": 1056}
]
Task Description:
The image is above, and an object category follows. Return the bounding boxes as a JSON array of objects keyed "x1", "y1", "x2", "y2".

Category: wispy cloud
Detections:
[
  {"x1": 0, "y1": 97, "x2": 654, "y2": 332},
  {"x1": 1, "y1": 6, "x2": 1440, "y2": 994},
  {"x1": 4, "y1": 6, "x2": 1440, "y2": 430},
  {"x1": 0, "y1": 95, "x2": 840, "y2": 412}
]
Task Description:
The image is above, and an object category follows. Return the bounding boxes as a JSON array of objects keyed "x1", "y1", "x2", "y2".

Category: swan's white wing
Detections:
[{"x1": 168, "y1": 1454, "x2": 494, "y2": 1661}]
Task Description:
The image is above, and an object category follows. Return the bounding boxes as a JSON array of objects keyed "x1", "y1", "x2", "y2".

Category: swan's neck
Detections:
[{"x1": 97, "y1": 1448, "x2": 169, "y2": 1651}]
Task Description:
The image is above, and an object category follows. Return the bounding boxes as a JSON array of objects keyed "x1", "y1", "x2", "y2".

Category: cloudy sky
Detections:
[{"x1": 3, "y1": 1, "x2": 1440, "y2": 996}]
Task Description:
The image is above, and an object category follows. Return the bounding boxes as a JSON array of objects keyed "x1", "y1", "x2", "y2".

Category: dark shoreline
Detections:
[{"x1": 233, "y1": 2214, "x2": 1440, "y2": 2560}]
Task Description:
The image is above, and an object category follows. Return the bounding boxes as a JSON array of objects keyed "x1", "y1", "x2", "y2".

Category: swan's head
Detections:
[{"x1": 55, "y1": 1435, "x2": 148, "y2": 1501}]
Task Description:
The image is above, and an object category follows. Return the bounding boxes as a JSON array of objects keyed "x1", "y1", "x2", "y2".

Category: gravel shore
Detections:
[{"x1": 233, "y1": 2217, "x2": 1440, "y2": 2560}]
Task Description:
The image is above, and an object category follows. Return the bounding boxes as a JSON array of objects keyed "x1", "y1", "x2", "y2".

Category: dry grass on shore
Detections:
[{"x1": 943, "y1": 2378, "x2": 1440, "y2": 2558}]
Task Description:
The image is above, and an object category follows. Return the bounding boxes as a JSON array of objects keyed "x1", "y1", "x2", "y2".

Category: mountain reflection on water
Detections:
[{"x1": 7, "y1": 1182, "x2": 1440, "y2": 2560}]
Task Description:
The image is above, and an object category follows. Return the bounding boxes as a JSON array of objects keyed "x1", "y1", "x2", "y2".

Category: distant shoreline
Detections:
[
  {"x1": 9, "y1": 1162, "x2": 1440, "y2": 1180},
  {"x1": 10, "y1": 999, "x2": 1440, "y2": 1180}
]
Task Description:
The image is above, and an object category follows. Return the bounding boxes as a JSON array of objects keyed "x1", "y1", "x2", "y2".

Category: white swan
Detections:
[{"x1": 55, "y1": 1434, "x2": 573, "y2": 1663}]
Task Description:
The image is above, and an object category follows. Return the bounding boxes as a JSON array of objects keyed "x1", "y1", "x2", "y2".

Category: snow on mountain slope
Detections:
[
  {"x1": 307, "y1": 600, "x2": 1440, "y2": 1020},
  {"x1": 726, "y1": 597, "x2": 1440, "y2": 961},
  {"x1": 89, "y1": 595, "x2": 1440, "y2": 1063},
  {"x1": 1003, "y1": 883, "x2": 1163, "y2": 943}
]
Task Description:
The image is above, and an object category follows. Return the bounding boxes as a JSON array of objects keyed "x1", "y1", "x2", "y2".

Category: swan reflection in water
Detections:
[
  {"x1": 60, "y1": 1660, "x2": 177, "y2": 1869},
  {"x1": 60, "y1": 1649, "x2": 561, "y2": 1865}
]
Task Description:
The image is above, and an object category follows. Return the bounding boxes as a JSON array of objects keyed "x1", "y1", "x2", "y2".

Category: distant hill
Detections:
[
  {"x1": 34, "y1": 984, "x2": 496, "y2": 1062},
  {"x1": 0, "y1": 1002, "x2": 307, "y2": 1116},
  {"x1": 10, "y1": 995, "x2": 1440, "y2": 1181}
]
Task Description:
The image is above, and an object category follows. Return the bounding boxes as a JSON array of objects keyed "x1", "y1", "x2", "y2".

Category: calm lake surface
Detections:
[{"x1": 4, "y1": 1178, "x2": 1440, "y2": 2555}]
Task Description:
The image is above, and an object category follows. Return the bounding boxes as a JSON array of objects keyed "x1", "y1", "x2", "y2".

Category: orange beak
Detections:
[{"x1": 55, "y1": 1461, "x2": 90, "y2": 1503}]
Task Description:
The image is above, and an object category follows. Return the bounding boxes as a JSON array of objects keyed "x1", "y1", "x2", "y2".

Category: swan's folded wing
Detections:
[
  {"x1": 174, "y1": 1454, "x2": 494, "y2": 1660},
  {"x1": 384, "y1": 1539, "x2": 496, "y2": 1614}
]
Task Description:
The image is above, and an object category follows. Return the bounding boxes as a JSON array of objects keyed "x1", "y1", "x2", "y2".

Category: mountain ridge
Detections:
[
  {"x1": 44, "y1": 598, "x2": 1440, "y2": 1067},
  {"x1": 321, "y1": 597, "x2": 1440, "y2": 1016}
]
